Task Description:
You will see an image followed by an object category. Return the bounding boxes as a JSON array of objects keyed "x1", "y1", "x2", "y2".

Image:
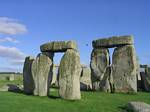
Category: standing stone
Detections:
[
  {"x1": 90, "y1": 48, "x2": 110, "y2": 90},
  {"x1": 112, "y1": 45, "x2": 137, "y2": 93},
  {"x1": 32, "y1": 53, "x2": 53, "y2": 96},
  {"x1": 51, "y1": 65, "x2": 57, "y2": 85},
  {"x1": 51, "y1": 64, "x2": 59, "y2": 86},
  {"x1": 80, "y1": 66, "x2": 92, "y2": 91},
  {"x1": 23, "y1": 56, "x2": 35, "y2": 94},
  {"x1": 99, "y1": 66, "x2": 114, "y2": 93},
  {"x1": 59, "y1": 49, "x2": 81, "y2": 100},
  {"x1": 140, "y1": 72, "x2": 150, "y2": 92}
]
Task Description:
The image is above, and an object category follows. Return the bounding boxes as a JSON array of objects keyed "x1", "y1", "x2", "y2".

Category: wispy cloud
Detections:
[
  {"x1": 0, "y1": 17, "x2": 27, "y2": 35},
  {"x1": 0, "y1": 37, "x2": 19, "y2": 43},
  {"x1": 0, "y1": 45, "x2": 25, "y2": 60}
]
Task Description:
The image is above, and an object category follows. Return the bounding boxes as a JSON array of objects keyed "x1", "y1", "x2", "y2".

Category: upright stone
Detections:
[
  {"x1": 32, "y1": 53, "x2": 53, "y2": 96},
  {"x1": 51, "y1": 64, "x2": 58, "y2": 86},
  {"x1": 23, "y1": 56, "x2": 35, "y2": 94},
  {"x1": 80, "y1": 66, "x2": 92, "y2": 91},
  {"x1": 99, "y1": 66, "x2": 114, "y2": 93},
  {"x1": 90, "y1": 48, "x2": 110, "y2": 90},
  {"x1": 59, "y1": 49, "x2": 81, "y2": 100},
  {"x1": 112, "y1": 45, "x2": 137, "y2": 93},
  {"x1": 140, "y1": 71, "x2": 150, "y2": 92}
]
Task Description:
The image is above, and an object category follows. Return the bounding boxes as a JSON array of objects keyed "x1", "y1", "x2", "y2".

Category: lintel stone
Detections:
[
  {"x1": 92, "y1": 35, "x2": 134, "y2": 48},
  {"x1": 40, "y1": 41, "x2": 77, "y2": 52}
]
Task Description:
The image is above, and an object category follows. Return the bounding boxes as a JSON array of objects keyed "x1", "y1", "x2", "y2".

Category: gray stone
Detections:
[
  {"x1": 80, "y1": 66, "x2": 92, "y2": 91},
  {"x1": 90, "y1": 48, "x2": 110, "y2": 90},
  {"x1": 40, "y1": 41, "x2": 77, "y2": 52},
  {"x1": 99, "y1": 66, "x2": 114, "y2": 92},
  {"x1": 0, "y1": 85, "x2": 9, "y2": 91},
  {"x1": 140, "y1": 72, "x2": 150, "y2": 92},
  {"x1": 136, "y1": 57, "x2": 141, "y2": 80},
  {"x1": 6, "y1": 74, "x2": 15, "y2": 81},
  {"x1": 112, "y1": 45, "x2": 137, "y2": 93},
  {"x1": 59, "y1": 49, "x2": 81, "y2": 100},
  {"x1": 32, "y1": 52, "x2": 53, "y2": 96},
  {"x1": 140, "y1": 65, "x2": 148, "y2": 68},
  {"x1": 23, "y1": 56, "x2": 35, "y2": 94},
  {"x1": 126, "y1": 102, "x2": 150, "y2": 112},
  {"x1": 51, "y1": 64, "x2": 58, "y2": 86},
  {"x1": 92, "y1": 35, "x2": 133, "y2": 48},
  {"x1": 51, "y1": 65, "x2": 57, "y2": 85}
]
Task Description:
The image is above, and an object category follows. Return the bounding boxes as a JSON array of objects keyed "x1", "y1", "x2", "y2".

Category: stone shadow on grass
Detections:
[
  {"x1": 7, "y1": 84, "x2": 23, "y2": 94},
  {"x1": 48, "y1": 95, "x2": 60, "y2": 99}
]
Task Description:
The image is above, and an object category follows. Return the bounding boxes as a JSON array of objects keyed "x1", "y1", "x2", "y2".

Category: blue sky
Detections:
[{"x1": 0, "y1": 0, "x2": 150, "y2": 72}]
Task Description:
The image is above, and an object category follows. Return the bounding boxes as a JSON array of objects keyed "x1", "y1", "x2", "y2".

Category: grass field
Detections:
[
  {"x1": 0, "y1": 74, "x2": 22, "y2": 88},
  {"x1": 0, "y1": 89, "x2": 150, "y2": 112},
  {"x1": 0, "y1": 76, "x2": 150, "y2": 112}
]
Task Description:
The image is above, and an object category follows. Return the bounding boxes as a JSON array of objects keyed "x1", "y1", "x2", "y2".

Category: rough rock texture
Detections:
[
  {"x1": 80, "y1": 66, "x2": 92, "y2": 91},
  {"x1": 32, "y1": 53, "x2": 53, "y2": 96},
  {"x1": 136, "y1": 57, "x2": 141, "y2": 80},
  {"x1": 90, "y1": 48, "x2": 110, "y2": 90},
  {"x1": 126, "y1": 102, "x2": 150, "y2": 112},
  {"x1": 112, "y1": 45, "x2": 137, "y2": 93},
  {"x1": 40, "y1": 41, "x2": 77, "y2": 52},
  {"x1": 59, "y1": 49, "x2": 81, "y2": 100},
  {"x1": 99, "y1": 66, "x2": 114, "y2": 93},
  {"x1": 51, "y1": 64, "x2": 58, "y2": 86},
  {"x1": 140, "y1": 72, "x2": 150, "y2": 92},
  {"x1": 23, "y1": 56, "x2": 35, "y2": 94},
  {"x1": 92, "y1": 35, "x2": 133, "y2": 48},
  {"x1": 51, "y1": 65, "x2": 57, "y2": 85}
]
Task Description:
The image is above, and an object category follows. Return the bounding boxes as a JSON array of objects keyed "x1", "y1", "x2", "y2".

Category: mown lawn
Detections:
[{"x1": 0, "y1": 89, "x2": 150, "y2": 112}]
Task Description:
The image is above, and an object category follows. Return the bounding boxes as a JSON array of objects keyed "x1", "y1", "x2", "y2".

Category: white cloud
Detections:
[
  {"x1": 0, "y1": 45, "x2": 25, "y2": 60},
  {"x1": 0, "y1": 17, "x2": 27, "y2": 35},
  {"x1": 0, "y1": 37, "x2": 19, "y2": 43}
]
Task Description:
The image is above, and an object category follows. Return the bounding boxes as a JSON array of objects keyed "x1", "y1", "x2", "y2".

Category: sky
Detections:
[{"x1": 0, "y1": 0, "x2": 150, "y2": 72}]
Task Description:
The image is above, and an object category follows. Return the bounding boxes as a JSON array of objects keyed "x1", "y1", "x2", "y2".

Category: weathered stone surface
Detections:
[
  {"x1": 126, "y1": 102, "x2": 150, "y2": 112},
  {"x1": 32, "y1": 53, "x2": 53, "y2": 96},
  {"x1": 90, "y1": 48, "x2": 110, "y2": 90},
  {"x1": 59, "y1": 49, "x2": 81, "y2": 100},
  {"x1": 112, "y1": 45, "x2": 137, "y2": 93},
  {"x1": 40, "y1": 41, "x2": 77, "y2": 52},
  {"x1": 140, "y1": 72, "x2": 150, "y2": 92},
  {"x1": 136, "y1": 57, "x2": 140, "y2": 80},
  {"x1": 99, "y1": 66, "x2": 114, "y2": 93},
  {"x1": 80, "y1": 66, "x2": 92, "y2": 91},
  {"x1": 92, "y1": 35, "x2": 133, "y2": 48},
  {"x1": 23, "y1": 56, "x2": 35, "y2": 94},
  {"x1": 51, "y1": 64, "x2": 58, "y2": 86},
  {"x1": 6, "y1": 74, "x2": 15, "y2": 81}
]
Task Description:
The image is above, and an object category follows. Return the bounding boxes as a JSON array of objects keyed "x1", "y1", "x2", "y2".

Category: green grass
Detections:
[
  {"x1": 0, "y1": 77, "x2": 149, "y2": 112},
  {"x1": 0, "y1": 90, "x2": 150, "y2": 112},
  {"x1": 0, "y1": 80, "x2": 22, "y2": 87}
]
